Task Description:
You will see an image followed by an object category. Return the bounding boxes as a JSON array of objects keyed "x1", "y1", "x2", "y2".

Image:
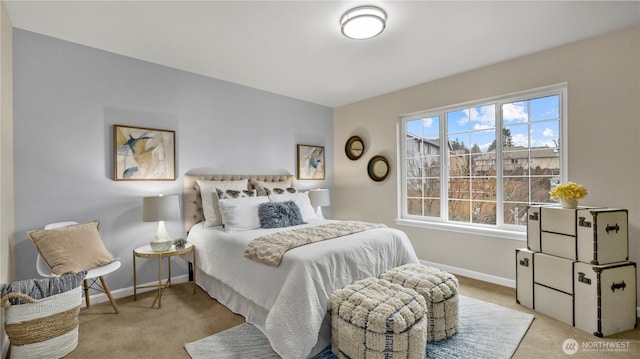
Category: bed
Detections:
[{"x1": 183, "y1": 174, "x2": 419, "y2": 358}]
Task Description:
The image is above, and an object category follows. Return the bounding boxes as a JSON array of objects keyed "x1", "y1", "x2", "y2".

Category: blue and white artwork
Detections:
[
  {"x1": 297, "y1": 144, "x2": 325, "y2": 180},
  {"x1": 114, "y1": 125, "x2": 175, "y2": 181}
]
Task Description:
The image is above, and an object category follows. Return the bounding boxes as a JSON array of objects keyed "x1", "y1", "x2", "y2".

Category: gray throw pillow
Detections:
[{"x1": 259, "y1": 201, "x2": 305, "y2": 228}]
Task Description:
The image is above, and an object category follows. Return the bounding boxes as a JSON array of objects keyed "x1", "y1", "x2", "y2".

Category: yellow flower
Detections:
[{"x1": 549, "y1": 182, "x2": 588, "y2": 200}]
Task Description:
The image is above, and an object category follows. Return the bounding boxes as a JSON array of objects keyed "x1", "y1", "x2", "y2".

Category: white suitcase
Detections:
[
  {"x1": 541, "y1": 206, "x2": 579, "y2": 236},
  {"x1": 541, "y1": 231, "x2": 576, "y2": 260},
  {"x1": 576, "y1": 209, "x2": 628, "y2": 265},
  {"x1": 539, "y1": 206, "x2": 602, "y2": 260},
  {"x1": 527, "y1": 206, "x2": 541, "y2": 251},
  {"x1": 534, "y1": 283, "x2": 574, "y2": 326},
  {"x1": 516, "y1": 248, "x2": 534, "y2": 309},
  {"x1": 534, "y1": 252, "x2": 574, "y2": 294},
  {"x1": 540, "y1": 206, "x2": 578, "y2": 260},
  {"x1": 574, "y1": 261, "x2": 637, "y2": 337}
]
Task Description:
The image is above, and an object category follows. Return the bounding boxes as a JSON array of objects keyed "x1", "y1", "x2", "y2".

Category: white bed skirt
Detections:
[{"x1": 195, "y1": 267, "x2": 331, "y2": 358}]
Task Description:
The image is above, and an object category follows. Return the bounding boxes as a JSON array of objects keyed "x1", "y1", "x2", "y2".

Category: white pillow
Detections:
[
  {"x1": 268, "y1": 192, "x2": 317, "y2": 222},
  {"x1": 197, "y1": 179, "x2": 248, "y2": 227},
  {"x1": 218, "y1": 196, "x2": 270, "y2": 231},
  {"x1": 251, "y1": 179, "x2": 293, "y2": 196}
]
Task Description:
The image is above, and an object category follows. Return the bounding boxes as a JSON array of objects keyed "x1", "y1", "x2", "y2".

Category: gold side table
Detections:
[{"x1": 133, "y1": 242, "x2": 196, "y2": 308}]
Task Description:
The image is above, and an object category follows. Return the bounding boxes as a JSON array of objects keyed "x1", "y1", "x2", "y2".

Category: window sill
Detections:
[{"x1": 395, "y1": 218, "x2": 527, "y2": 242}]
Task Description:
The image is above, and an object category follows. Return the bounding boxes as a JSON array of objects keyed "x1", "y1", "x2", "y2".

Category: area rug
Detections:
[{"x1": 185, "y1": 295, "x2": 534, "y2": 359}]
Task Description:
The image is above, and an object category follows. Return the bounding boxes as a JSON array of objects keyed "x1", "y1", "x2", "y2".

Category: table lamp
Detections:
[
  {"x1": 308, "y1": 189, "x2": 330, "y2": 219},
  {"x1": 143, "y1": 194, "x2": 180, "y2": 252}
]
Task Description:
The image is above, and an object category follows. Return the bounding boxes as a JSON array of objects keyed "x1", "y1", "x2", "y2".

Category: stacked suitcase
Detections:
[{"x1": 516, "y1": 205, "x2": 637, "y2": 337}]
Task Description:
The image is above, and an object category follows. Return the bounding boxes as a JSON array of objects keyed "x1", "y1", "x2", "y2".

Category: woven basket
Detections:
[{"x1": 1, "y1": 286, "x2": 82, "y2": 359}]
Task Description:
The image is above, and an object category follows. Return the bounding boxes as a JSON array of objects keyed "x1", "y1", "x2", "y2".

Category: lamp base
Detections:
[
  {"x1": 150, "y1": 220, "x2": 173, "y2": 251},
  {"x1": 150, "y1": 240, "x2": 172, "y2": 252}
]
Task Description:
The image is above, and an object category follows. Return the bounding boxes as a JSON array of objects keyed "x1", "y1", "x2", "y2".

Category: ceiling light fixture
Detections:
[{"x1": 340, "y1": 5, "x2": 387, "y2": 40}]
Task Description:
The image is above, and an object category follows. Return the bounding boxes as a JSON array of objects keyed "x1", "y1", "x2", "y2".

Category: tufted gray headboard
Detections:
[{"x1": 183, "y1": 174, "x2": 294, "y2": 232}]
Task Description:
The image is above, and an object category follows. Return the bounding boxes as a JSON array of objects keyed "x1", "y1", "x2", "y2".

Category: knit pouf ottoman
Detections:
[
  {"x1": 330, "y1": 277, "x2": 427, "y2": 359},
  {"x1": 380, "y1": 264, "x2": 459, "y2": 342}
]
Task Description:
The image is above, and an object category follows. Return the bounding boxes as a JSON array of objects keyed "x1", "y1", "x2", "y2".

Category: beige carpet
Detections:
[{"x1": 19, "y1": 276, "x2": 637, "y2": 359}]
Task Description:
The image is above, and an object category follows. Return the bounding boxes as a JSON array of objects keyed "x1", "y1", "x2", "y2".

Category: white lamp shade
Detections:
[
  {"x1": 341, "y1": 6, "x2": 387, "y2": 40},
  {"x1": 142, "y1": 195, "x2": 180, "y2": 222},
  {"x1": 308, "y1": 189, "x2": 331, "y2": 208}
]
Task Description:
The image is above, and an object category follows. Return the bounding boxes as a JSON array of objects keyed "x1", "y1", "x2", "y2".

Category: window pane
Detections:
[
  {"x1": 422, "y1": 116, "x2": 440, "y2": 137},
  {"x1": 407, "y1": 198, "x2": 422, "y2": 216},
  {"x1": 472, "y1": 201, "x2": 496, "y2": 225},
  {"x1": 447, "y1": 109, "x2": 469, "y2": 133},
  {"x1": 471, "y1": 152, "x2": 496, "y2": 176},
  {"x1": 449, "y1": 154, "x2": 469, "y2": 176},
  {"x1": 472, "y1": 177, "x2": 496, "y2": 200},
  {"x1": 531, "y1": 121, "x2": 559, "y2": 148},
  {"x1": 406, "y1": 138, "x2": 422, "y2": 158},
  {"x1": 504, "y1": 177, "x2": 529, "y2": 201},
  {"x1": 531, "y1": 176, "x2": 558, "y2": 203},
  {"x1": 530, "y1": 148, "x2": 560, "y2": 175},
  {"x1": 406, "y1": 178, "x2": 422, "y2": 197},
  {"x1": 503, "y1": 101, "x2": 528, "y2": 124},
  {"x1": 423, "y1": 199, "x2": 440, "y2": 217},
  {"x1": 423, "y1": 138, "x2": 441, "y2": 155},
  {"x1": 449, "y1": 178, "x2": 470, "y2": 199},
  {"x1": 448, "y1": 133, "x2": 470, "y2": 153},
  {"x1": 471, "y1": 129, "x2": 495, "y2": 154},
  {"x1": 424, "y1": 178, "x2": 440, "y2": 197},
  {"x1": 531, "y1": 95, "x2": 559, "y2": 122},
  {"x1": 504, "y1": 203, "x2": 528, "y2": 225},
  {"x1": 503, "y1": 150, "x2": 529, "y2": 175},
  {"x1": 470, "y1": 104, "x2": 496, "y2": 130},
  {"x1": 406, "y1": 119, "x2": 422, "y2": 137},
  {"x1": 449, "y1": 200, "x2": 470, "y2": 222},
  {"x1": 424, "y1": 156, "x2": 440, "y2": 176},
  {"x1": 504, "y1": 124, "x2": 529, "y2": 149},
  {"x1": 407, "y1": 158, "x2": 423, "y2": 177}
]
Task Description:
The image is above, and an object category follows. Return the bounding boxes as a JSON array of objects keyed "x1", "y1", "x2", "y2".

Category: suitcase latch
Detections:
[
  {"x1": 578, "y1": 217, "x2": 591, "y2": 228},
  {"x1": 519, "y1": 258, "x2": 529, "y2": 267},
  {"x1": 578, "y1": 272, "x2": 591, "y2": 285},
  {"x1": 605, "y1": 224, "x2": 620, "y2": 234},
  {"x1": 611, "y1": 281, "x2": 626, "y2": 292},
  {"x1": 528, "y1": 212, "x2": 539, "y2": 221}
]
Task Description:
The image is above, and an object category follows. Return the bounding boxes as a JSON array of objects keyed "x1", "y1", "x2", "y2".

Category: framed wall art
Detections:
[
  {"x1": 297, "y1": 144, "x2": 325, "y2": 180},
  {"x1": 114, "y1": 125, "x2": 176, "y2": 181}
]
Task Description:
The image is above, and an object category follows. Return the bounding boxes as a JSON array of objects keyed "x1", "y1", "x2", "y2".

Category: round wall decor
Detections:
[
  {"x1": 367, "y1": 155, "x2": 390, "y2": 182},
  {"x1": 345, "y1": 136, "x2": 365, "y2": 160}
]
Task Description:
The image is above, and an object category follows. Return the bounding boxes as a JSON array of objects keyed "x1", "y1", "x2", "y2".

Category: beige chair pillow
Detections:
[{"x1": 28, "y1": 221, "x2": 114, "y2": 275}]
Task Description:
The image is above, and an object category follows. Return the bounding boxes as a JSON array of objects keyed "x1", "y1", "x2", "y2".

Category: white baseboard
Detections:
[
  {"x1": 419, "y1": 259, "x2": 516, "y2": 288},
  {"x1": 83, "y1": 274, "x2": 190, "y2": 306}
]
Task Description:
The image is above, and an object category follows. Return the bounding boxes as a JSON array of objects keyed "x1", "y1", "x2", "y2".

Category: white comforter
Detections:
[{"x1": 186, "y1": 219, "x2": 419, "y2": 358}]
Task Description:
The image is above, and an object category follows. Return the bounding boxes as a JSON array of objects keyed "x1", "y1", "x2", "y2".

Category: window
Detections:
[{"x1": 400, "y1": 85, "x2": 565, "y2": 234}]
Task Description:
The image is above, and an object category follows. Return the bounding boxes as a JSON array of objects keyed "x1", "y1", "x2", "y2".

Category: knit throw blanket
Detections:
[{"x1": 244, "y1": 221, "x2": 385, "y2": 266}]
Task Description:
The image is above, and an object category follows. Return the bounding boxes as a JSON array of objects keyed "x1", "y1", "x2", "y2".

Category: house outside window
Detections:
[{"x1": 399, "y1": 85, "x2": 566, "y2": 237}]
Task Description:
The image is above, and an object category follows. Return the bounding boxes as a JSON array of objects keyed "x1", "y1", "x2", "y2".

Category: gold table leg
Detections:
[{"x1": 133, "y1": 251, "x2": 137, "y2": 301}]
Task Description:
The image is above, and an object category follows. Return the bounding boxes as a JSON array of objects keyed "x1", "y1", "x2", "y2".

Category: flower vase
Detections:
[{"x1": 561, "y1": 198, "x2": 578, "y2": 209}]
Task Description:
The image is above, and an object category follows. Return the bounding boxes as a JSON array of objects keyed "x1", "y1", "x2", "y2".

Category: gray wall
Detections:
[{"x1": 13, "y1": 29, "x2": 333, "y2": 292}]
